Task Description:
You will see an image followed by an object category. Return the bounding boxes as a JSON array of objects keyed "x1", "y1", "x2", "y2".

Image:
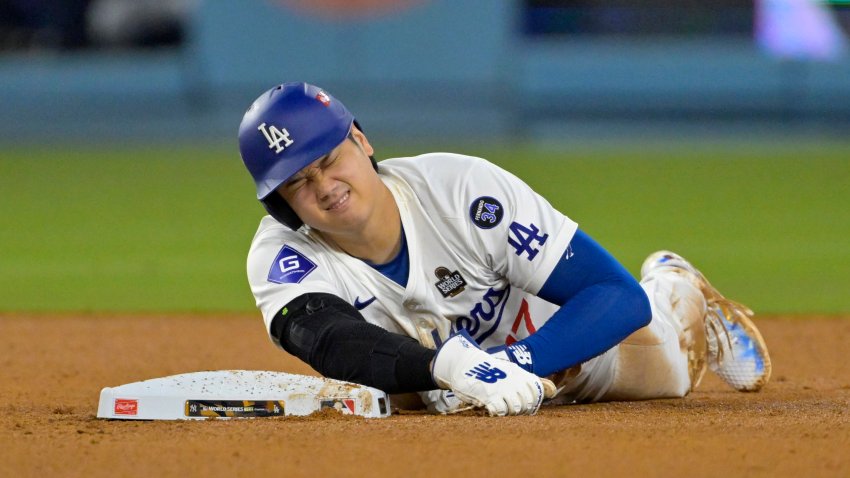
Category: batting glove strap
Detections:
[
  {"x1": 486, "y1": 343, "x2": 536, "y2": 374},
  {"x1": 431, "y1": 330, "x2": 545, "y2": 417}
]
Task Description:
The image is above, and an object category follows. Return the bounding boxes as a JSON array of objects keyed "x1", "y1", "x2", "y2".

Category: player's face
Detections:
[{"x1": 277, "y1": 128, "x2": 381, "y2": 235}]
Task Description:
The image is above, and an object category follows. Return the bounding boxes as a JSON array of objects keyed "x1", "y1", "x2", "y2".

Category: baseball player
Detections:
[{"x1": 238, "y1": 83, "x2": 772, "y2": 416}]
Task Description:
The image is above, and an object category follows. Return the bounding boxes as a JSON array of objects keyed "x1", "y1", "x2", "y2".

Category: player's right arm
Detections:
[
  {"x1": 270, "y1": 293, "x2": 550, "y2": 415},
  {"x1": 268, "y1": 291, "x2": 436, "y2": 394},
  {"x1": 246, "y1": 220, "x2": 548, "y2": 414},
  {"x1": 246, "y1": 221, "x2": 435, "y2": 394}
]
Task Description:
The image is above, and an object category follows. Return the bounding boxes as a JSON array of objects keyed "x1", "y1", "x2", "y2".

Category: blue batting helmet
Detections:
[{"x1": 238, "y1": 82, "x2": 359, "y2": 229}]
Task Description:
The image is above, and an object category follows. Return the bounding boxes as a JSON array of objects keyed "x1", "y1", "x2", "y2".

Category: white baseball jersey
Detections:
[{"x1": 247, "y1": 153, "x2": 578, "y2": 352}]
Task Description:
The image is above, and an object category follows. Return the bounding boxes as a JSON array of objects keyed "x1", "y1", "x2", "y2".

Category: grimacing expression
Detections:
[{"x1": 277, "y1": 129, "x2": 379, "y2": 234}]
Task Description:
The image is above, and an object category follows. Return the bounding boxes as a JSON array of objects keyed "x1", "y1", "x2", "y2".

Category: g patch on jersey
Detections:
[
  {"x1": 469, "y1": 196, "x2": 504, "y2": 229},
  {"x1": 267, "y1": 245, "x2": 317, "y2": 284}
]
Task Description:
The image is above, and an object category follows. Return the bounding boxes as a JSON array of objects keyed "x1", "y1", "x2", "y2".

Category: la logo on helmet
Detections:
[{"x1": 258, "y1": 122, "x2": 294, "y2": 154}]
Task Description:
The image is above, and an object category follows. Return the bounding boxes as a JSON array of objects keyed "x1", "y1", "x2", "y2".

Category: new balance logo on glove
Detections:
[
  {"x1": 510, "y1": 344, "x2": 533, "y2": 366},
  {"x1": 465, "y1": 362, "x2": 507, "y2": 383},
  {"x1": 485, "y1": 343, "x2": 535, "y2": 373},
  {"x1": 431, "y1": 329, "x2": 552, "y2": 416}
]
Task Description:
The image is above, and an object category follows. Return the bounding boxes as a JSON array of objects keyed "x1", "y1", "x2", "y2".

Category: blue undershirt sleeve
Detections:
[{"x1": 514, "y1": 230, "x2": 652, "y2": 377}]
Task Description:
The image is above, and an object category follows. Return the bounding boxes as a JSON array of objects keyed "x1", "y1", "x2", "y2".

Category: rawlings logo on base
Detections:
[{"x1": 114, "y1": 398, "x2": 138, "y2": 416}]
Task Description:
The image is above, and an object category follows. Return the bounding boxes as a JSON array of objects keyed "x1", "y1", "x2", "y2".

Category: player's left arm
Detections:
[
  {"x1": 461, "y1": 158, "x2": 650, "y2": 377},
  {"x1": 495, "y1": 229, "x2": 651, "y2": 377}
]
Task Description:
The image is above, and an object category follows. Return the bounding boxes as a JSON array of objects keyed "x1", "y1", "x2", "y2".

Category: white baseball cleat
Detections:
[{"x1": 641, "y1": 251, "x2": 772, "y2": 392}]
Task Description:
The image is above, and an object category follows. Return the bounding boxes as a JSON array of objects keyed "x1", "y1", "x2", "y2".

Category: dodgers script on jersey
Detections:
[{"x1": 247, "y1": 153, "x2": 578, "y2": 352}]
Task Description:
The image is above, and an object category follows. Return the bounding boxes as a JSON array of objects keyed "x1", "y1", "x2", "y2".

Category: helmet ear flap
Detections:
[{"x1": 261, "y1": 193, "x2": 304, "y2": 230}]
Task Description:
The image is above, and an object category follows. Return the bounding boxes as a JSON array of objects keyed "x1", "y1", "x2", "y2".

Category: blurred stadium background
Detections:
[{"x1": 1, "y1": 0, "x2": 848, "y2": 314}]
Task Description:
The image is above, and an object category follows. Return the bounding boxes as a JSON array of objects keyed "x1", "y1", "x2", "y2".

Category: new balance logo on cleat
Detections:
[{"x1": 465, "y1": 362, "x2": 507, "y2": 383}]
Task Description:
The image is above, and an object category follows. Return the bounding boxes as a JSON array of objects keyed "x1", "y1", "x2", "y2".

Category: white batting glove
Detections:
[
  {"x1": 417, "y1": 389, "x2": 471, "y2": 415},
  {"x1": 487, "y1": 344, "x2": 559, "y2": 400},
  {"x1": 486, "y1": 343, "x2": 535, "y2": 372},
  {"x1": 431, "y1": 330, "x2": 546, "y2": 416}
]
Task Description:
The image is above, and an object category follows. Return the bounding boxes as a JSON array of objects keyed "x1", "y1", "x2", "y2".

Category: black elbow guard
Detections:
[{"x1": 268, "y1": 293, "x2": 436, "y2": 393}]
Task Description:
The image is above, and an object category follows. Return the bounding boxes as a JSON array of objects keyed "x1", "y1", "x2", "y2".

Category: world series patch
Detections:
[
  {"x1": 434, "y1": 266, "x2": 466, "y2": 298},
  {"x1": 469, "y1": 196, "x2": 504, "y2": 229}
]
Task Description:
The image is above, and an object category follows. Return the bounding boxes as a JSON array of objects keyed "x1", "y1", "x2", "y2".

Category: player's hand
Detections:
[
  {"x1": 487, "y1": 344, "x2": 558, "y2": 399},
  {"x1": 418, "y1": 389, "x2": 471, "y2": 415},
  {"x1": 431, "y1": 330, "x2": 546, "y2": 416},
  {"x1": 486, "y1": 343, "x2": 534, "y2": 372}
]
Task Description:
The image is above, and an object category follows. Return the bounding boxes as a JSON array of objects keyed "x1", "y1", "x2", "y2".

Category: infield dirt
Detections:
[{"x1": 1, "y1": 314, "x2": 848, "y2": 477}]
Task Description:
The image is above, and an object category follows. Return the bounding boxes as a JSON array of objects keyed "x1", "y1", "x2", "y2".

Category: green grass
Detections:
[
  {"x1": 0, "y1": 145, "x2": 262, "y2": 312},
  {"x1": 1, "y1": 141, "x2": 848, "y2": 314}
]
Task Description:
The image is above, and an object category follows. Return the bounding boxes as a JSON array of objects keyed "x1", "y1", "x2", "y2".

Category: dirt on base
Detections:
[{"x1": 1, "y1": 314, "x2": 848, "y2": 478}]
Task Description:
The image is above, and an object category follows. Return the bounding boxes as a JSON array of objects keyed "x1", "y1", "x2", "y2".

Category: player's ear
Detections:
[{"x1": 350, "y1": 126, "x2": 374, "y2": 157}]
